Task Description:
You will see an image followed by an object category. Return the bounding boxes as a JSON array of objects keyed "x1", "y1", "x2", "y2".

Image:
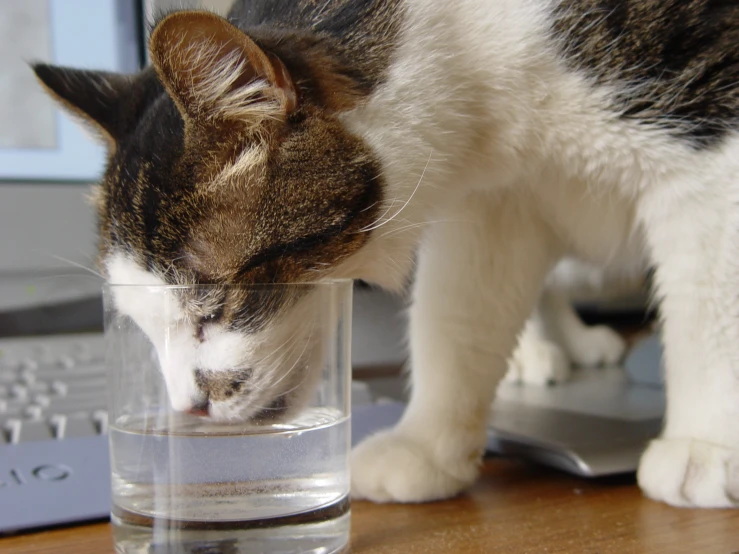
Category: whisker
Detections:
[
  {"x1": 271, "y1": 357, "x2": 315, "y2": 400},
  {"x1": 378, "y1": 218, "x2": 469, "y2": 240},
  {"x1": 246, "y1": 324, "x2": 309, "y2": 394},
  {"x1": 259, "y1": 321, "x2": 306, "y2": 366},
  {"x1": 27, "y1": 273, "x2": 103, "y2": 284},
  {"x1": 51, "y1": 255, "x2": 105, "y2": 279},
  {"x1": 360, "y1": 198, "x2": 398, "y2": 233},
  {"x1": 249, "y1": 336, "x2": 316, "y2": 412},
  {"x1": 358, "y1": 152, "x2": 433, "y2": 233},
  {"x1": 265, "y1": 316, "x2": 317, "y2": 391}
]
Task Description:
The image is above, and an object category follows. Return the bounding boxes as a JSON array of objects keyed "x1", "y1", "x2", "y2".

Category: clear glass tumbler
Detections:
[{"x1": 102, "y1": 281, "x2": 352, "y2": 554}]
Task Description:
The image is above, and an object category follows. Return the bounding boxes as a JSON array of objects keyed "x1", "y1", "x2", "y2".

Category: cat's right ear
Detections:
[
  {"x1": 32, "y1": 64, "x2": 131, "y2": 149},
  {"x1": 149, "y1": 11, "x2": 298, "y2": 128}
]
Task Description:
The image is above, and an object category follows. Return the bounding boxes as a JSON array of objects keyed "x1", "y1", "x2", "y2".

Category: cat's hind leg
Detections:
[
  {"x1": 541, "y1": 290, "x2": 627, "y2": 368},
  {"x1": 351, "y1": 191, "x2": 561, "y2": 502},
  {"x1": 505, "y1": 303, "x2": 571, "y2": 386},
  {"x1": 636, "y1": 175, "x2": 739, "y2": 508},
  {"x1": 505, "y1": 285, "x2": 628, "y2": 386}
]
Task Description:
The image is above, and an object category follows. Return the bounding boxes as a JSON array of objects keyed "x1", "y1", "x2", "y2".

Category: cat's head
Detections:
[{"x1": 34, "y1": 11, "x2": 391, "y2": 422}]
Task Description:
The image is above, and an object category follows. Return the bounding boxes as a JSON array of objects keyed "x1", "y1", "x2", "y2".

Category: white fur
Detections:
[
  {"x1": 342, "y1": 0, "x2": 739, "y2": 508},
  {"x1": 503, "y1": 259, "x2": 639, "y2": 385},
  {"x1": 504, "y1": 284, "x2": 629, "y2": 386},
  {"x1": 504, "y1": 302, "x2": 572, "y2": 386},
  {"x1": 106, "y1": 253, "x2": 330, "y2": 421}
]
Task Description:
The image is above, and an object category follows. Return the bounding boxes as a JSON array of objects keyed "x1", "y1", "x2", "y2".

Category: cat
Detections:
[
  {"x1": 34, "y1": 0, "x2": 739, "y2": 509},
  {"x1": 506, "y1": 258, "x2": 646, "y2": 385}
]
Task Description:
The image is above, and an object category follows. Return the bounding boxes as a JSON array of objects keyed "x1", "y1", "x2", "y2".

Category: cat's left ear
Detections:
[
  {"x1": 149, "y1": 11, "x2": 298, "y2": 127},
  {"x1": 32, "y1": 64, "x2": 132, "y2": 148}
]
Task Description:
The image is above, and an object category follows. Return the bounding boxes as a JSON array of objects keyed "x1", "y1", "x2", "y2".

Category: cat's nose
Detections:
[{"x1": 186, "y1": 399, "x2": 210, "y2": 417}]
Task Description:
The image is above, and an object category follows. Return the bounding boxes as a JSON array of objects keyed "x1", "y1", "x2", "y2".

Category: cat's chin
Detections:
[{"x1": 203, "y1": 394, "x2": 292, "y2": 425}]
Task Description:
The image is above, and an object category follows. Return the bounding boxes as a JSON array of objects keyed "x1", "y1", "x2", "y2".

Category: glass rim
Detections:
[{"x1": 102, "y1": 278, "x2": 355, "y2": 290}]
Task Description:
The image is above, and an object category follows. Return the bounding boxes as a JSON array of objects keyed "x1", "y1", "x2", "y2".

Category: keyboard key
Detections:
[
  {"x1": 10, "y1": 384, "x2": 28, "y2": 400},
  {"x1": 4, "y1": 418, "x2": 54, "y2": 443},
  {"x1": 3, "y1": 419, "x2": 20, "y2": 442},
  {"x1": 92, "y1": 410, "x2": 108, "y2": 434},
  {"x1": 31, "y1": 394, "x2": 51, "y2": 408},
  {"x1": 49, "y1": 414, "x2": 64, "y2": 438},
  {"x1": 50, "y1": 380, "x2": 68, "y2": 396},
  {"x1": 20, "y1": 358, "x2": 38, "y2": 371},
  {"x1": 24, "y1": 405, "x2": 44, "y2": 420},
  {"x1": 18, "y1": 371, "x2": 36, "y2": 385},
  {"x1": 57, "y1": 356, "x2": 76, "y2": 369}
]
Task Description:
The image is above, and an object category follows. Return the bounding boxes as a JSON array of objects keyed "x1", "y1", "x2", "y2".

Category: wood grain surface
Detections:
[{"x1": 3, "y1": 456, "x2": 738, "y2": 554}]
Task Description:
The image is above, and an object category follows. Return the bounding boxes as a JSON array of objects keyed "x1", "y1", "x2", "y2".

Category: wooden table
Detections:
[{"x1": 4, "y1": 456, "x2": 738, "y2": 554}]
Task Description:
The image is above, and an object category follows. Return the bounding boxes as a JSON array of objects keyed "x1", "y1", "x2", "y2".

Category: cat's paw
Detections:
[
  {"x1": 566, "y1": 325, "x2": 626, "y2": 367},
  {"x1": 351, "y1": 428, "x2": 480, "y2": 503},
  {"x1": 637, "y1": 438, "x2": 739, "y2": 508},
  {"x1": 505, "y1": 339, "x2": 570, "y2": 385}
]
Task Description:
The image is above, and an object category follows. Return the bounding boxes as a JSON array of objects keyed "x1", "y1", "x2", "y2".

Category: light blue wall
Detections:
[{"x1": 0, "y1": 0, "x2": 129, "y2": 181}]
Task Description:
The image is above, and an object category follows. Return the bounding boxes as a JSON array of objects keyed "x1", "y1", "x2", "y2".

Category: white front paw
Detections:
[
  {"x1": 637, "y1": 438, "x2": 739, "y2": 508},
  {"x1": 567, "y1": 325, "x2": 626, "y2": 367},
  {"x1": 505, "y1": 339, "x2": 570, "y2": 385},
  {"x1": 351, "y1": 428, "x2": 481, "y2": 503}
]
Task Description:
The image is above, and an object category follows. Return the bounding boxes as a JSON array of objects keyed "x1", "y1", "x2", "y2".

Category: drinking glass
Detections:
[{"x1": 103, "y1": 281, "x2": 352, "y2": 554}]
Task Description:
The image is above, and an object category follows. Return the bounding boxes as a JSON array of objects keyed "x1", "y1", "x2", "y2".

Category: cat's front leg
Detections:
[
  {"x1": 351, "y1": 191, "x2": 561, "y2": 502},
  {"x1": 636, "y1": 184, "x2": 739, "y2": 508}
]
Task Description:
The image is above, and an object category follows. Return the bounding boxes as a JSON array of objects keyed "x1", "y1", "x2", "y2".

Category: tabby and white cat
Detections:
[{"x1": 35, "y1": 0, "x2": 739, "y2": 508}]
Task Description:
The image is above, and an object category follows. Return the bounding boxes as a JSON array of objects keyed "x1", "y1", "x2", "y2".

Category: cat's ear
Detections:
[
  {"x1": 149, "y1": 11, "x2": 298, "y2": 127},
  {"x1": 32, "y1": 64, "x2": 132, "y2": 148}
]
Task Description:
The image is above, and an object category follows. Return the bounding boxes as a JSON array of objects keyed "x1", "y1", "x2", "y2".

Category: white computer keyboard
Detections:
[{"x1": 0, "y1": 333, "x2": 108, "y2": 444}]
